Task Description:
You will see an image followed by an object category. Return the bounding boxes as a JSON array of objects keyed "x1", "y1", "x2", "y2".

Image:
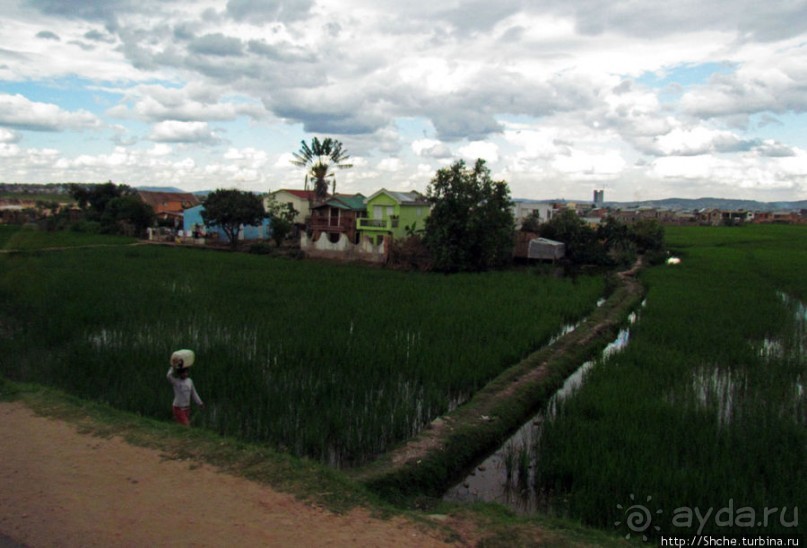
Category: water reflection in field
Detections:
[
  {"x1": 445, "y1": 292, "x2": 807, "y2": 513},
  {"x1": 443, "y1": 312, "x2": 637, "y2": 513},
  {"x1": 687, "y1": 292, "x2": 807, "y2": 428}
]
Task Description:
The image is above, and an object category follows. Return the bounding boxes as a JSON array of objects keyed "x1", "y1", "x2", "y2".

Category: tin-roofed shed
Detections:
[{"x1": 528, "y1": 237, "x2": 565, "y2": 261}]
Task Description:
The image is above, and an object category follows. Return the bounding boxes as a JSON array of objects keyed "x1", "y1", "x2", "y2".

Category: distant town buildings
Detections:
[{"x1": 1, "y1": 183, "x2": 805, "y2": 232}]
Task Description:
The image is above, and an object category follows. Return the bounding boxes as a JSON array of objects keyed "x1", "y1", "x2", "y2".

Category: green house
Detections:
[{"x1": 357, "y1": 189, "x2": 430, "y2": 242}]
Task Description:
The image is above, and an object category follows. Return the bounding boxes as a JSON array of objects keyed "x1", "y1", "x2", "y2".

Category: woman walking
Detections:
[{"x1": 167, "y1": 350, "x2": 204, "y2": 426}]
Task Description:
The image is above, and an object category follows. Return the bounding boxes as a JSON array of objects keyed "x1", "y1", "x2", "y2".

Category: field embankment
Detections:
[{"x1": 353, "y1": 264, "x2": 645, "y2": 504}]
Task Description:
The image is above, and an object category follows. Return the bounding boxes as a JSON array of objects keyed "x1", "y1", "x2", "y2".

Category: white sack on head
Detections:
[{"x1": 170, "y1": 349, "x2": 195, "y2": 368}]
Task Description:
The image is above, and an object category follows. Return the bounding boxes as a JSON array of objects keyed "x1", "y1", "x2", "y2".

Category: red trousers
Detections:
[{"x1": 172, "y1": 406, "x2": 191, "y2": 426}]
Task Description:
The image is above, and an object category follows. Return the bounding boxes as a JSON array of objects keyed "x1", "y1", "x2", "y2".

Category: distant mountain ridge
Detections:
[
  {"x1": 135, "y1": 186, "x2": 186, "y2": 193},
  {"x1": 607, "y1": 197, "x2": 807, "y2": 212},
  {"x1": 515, "y1": 196, "x2": 807, "y2": 212},
  {"x1": 1, "y1": 184, "x2": 804, "y2": 211}
]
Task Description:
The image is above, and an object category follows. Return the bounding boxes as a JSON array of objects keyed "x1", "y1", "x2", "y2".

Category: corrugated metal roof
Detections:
[
  {"x1": 528, "y1": 238, "x2": 565, "y2": 260},
  {"x1": 311, "y1": 194, "x2": 366, "y2": 211},
  {"x1": 137, "y1": 191, "x2": 200, "y2": 209},
  {"x1": 532, "y1": 237, "x2": 564, "y2": 246},
  {"x1": 333, "y1": 194, "x2": 366, "y2": 210},
  {"x1": 366, "y1": 189, "x2": 429, "y2": 205}
]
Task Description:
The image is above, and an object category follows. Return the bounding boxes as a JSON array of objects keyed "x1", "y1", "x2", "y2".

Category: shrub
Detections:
[
  {"x1": 70, "y1": 220, "x2": 102, "y2": 234},
  {"x1": 248, "y1": 241, "x2": 275, "y2": 255}
]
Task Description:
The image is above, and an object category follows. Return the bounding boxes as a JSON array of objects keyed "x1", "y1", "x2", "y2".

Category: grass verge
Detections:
[{"x1": 0, "y1": 377, "x2": 631, "y2": 546}]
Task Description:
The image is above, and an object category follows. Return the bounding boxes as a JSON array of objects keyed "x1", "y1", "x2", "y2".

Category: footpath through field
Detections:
[{"x1": 355, "y1": 261, "x2": 645, "y2": 499}]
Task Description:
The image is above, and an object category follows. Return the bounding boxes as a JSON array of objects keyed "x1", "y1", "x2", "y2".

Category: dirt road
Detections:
[{"x1": 0, "y1": 402, "x2": 457, "y2": 547}]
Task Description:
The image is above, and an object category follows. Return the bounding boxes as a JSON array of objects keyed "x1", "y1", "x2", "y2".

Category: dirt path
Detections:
[{"x1": 0, "y1": 402, "x2": 457, "y2": 547}]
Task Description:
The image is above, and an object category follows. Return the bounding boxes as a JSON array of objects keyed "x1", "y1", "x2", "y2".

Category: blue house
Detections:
[{"x1": 183, "y1": 205, "x2": 271, "y2": 242}]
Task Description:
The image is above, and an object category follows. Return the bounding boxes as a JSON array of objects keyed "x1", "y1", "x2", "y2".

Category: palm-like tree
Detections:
[{"x1": 291, "y1": 137, "x2": 353, "y2": 202}]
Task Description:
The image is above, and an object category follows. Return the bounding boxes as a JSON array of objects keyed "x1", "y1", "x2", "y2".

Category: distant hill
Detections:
[
  {"x1": 514, "y1": 196, "x2": 807, "y2": 212},
  {"x1": 135, "y1": 186, "x2": 186, "y2": 193},
  {"x1": 608, "y1": 197, "x2": 807, "y2": 212}
]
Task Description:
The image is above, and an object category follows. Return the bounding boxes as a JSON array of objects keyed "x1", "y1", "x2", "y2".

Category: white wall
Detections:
[
  {"x1": 300, "y1": 233, "x2": 387, "y2": 263},
  {"x1": 512, "y1": 201, "x2": 556, "y2": 228}
]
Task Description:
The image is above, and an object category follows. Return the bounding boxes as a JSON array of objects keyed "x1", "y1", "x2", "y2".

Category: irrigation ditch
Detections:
[
  {"x1": 443, "y1": 306, "x2": 640, "y2": 513},
  {"x1": 352, "y1": 261, "x2": 647, "y2": 506}
]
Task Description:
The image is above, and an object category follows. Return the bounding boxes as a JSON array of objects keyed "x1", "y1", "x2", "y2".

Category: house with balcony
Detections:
[
  {"x1": 357, "y1": 189, "x2": 430, "y2": 243},
  {"x1": 308, "y1": 194, "x2": 366, "y2": 243}
]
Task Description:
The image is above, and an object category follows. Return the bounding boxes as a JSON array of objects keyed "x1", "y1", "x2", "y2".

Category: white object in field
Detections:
[
  {"x1": 170, "y1": 349, "x2": 195, "y2": 368},
  {"x1": 666, "y1": 257, "x2": 681, "y2": 265}
]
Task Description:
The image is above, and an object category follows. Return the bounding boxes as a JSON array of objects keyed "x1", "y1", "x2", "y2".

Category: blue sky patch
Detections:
[{"x1": 637, "y1": 62, "x2": 737, "y2": 89}]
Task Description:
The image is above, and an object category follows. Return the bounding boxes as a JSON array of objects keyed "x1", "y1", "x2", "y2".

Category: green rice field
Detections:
[
  {"x1": 0, "y1": 226, "x2": 605, "y2": 466},
  {"x1": 536, "y1": 224, "x2": 806, "y2": 538},
  {"x1": 0, "y1": 225, "x2": 135, "y2": 250}
]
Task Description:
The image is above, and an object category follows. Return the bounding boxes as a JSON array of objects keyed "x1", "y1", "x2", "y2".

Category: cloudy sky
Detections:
[{"x1": 1, "y1": 0, "x2": 806, "y2": 202}]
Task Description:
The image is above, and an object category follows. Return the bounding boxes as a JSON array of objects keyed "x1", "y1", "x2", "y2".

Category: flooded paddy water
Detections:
[
  {"x1": 684, "y1": 291, "x2": 807, "y2": 428},
  {"x1": 443, "y1": 309, "x2": 639, "y2": 513},
  {"x1": 444, "y1": 289, "x2": 807, "y2": 514}
]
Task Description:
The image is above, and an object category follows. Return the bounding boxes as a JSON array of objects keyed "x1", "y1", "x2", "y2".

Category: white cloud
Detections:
[
  {"x1": 411, "y1": 139, "x2": 452, "y2": 159},
  {"x1": 0, "y1": 144, "x2": 22, "y2": 158},
  {"x1": 273, "y1": 152, "x2": 297, "y2": 168},
  {"x1": 680, "y1": 41, "x2": 807, "y2": 119},
  {"x1": 650, "y1": 155, "x2": 718, "y2": 180},
  {"x1": 149, "y1": 121, "x2": 221, "y2": 144},
  {"x1": 0, "y1": 0, "x2": 804, "y2": 200},
  {"x1": 108, "y1": 83, "x2": 266, "y2": 123},
  {"x1": 504, "y1": 128, "x2": 559, "y2": 161},
  {"x1": 458, "y1": 141, "x2": 499, "y2": 163},
  {"x1": 0, "y1": 128, "x2": 20, "y2": 143},
  {"x1": 652, "y1": 126, "x2": 752, "y2": 156},
  {"x1": 147, "y1": 143, "x2": 173, "y2": 156},
  {"x1": 552, "y1": 149, "x2": 626, "y2": 178},
  {"x1": 223, "y1": 147, "x2": 269, "y2": 169},
  {"x1": 377, "y1": 158, "x2": 401, "y2": 172},
  {"x1": 0, "y1": 94, "x2": 100, "y2": 132}
]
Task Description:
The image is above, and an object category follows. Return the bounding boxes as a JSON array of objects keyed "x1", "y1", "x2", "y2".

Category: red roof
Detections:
[
  {"x1": 275, "y1": 189, "x2": 318, "y2": 200},
  {"x1": 137, "y1": 191, "x2": 200, "y2": 210}
]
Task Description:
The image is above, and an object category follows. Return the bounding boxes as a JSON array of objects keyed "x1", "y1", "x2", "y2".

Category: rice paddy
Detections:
[
  {"x1": 4, "y1": 223, "x2": 803, "y2": 541},
  {"x1": 0, "y1": 228, "x2": 605, "y2": 466},
  {"x1": 534, "y1": 224, "x2": 806, "y2": 538}
]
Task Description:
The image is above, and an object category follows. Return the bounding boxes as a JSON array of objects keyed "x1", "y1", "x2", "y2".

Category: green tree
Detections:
[
  {"x1": 630, "y1": 218, "x2": 665, "y2": 253},
  {"x1": 540, "y1": 208, "x2": 607, "y2": 266},
  {"x1": 68, "y1": 181, "x2": 149, "y2": 236},
  {"x1": 201, "y1": 189, "x2": 267, "y2": 249},
  {"x1": 423, "y1": 159, "x2": 514, "y2": 272},
  {"x1": 264, "y1": 194, "x2": 298, "y2": 247},
  {"x1": 520, "y1": 210, "x2": 543, "y2": 233},
  {"x1": 69, "y1": 181, "x2": 133, "y2": 221},
  {"x1": 101, "y1": 195, "x2": 155, "y2": 236},
  {"x1": 290, "y1": 137, "x2": 353, "y2": 201}
]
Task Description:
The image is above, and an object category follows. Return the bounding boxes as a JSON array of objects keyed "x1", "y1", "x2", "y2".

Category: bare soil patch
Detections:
[{"x1": 0, "y1": 402, "x2": 460, "y2": 547}]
